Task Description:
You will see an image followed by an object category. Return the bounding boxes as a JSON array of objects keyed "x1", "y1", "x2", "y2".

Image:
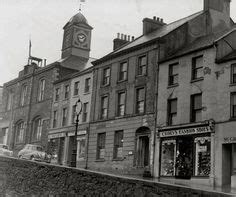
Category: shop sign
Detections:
[
  {"x1": 48, "y1": 132, "x2": 65, "y2": 139},
  {"x1": 68, "y1": 130, "x2": 87, "y2": 136},
  {"x1": 223, "y1": 137, "x2": 236, "y2": 144},
  {"x1": 198, "y1": 146, "x2": 207, "y2": 152},
  {"x1": 159, "y1": 126, "x2": 211, "y2": 138}
]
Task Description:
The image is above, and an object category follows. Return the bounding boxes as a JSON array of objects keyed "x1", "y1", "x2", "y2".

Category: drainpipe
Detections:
[{"x1": 152, "y1": 38, "x2": 162, "y2": 178}]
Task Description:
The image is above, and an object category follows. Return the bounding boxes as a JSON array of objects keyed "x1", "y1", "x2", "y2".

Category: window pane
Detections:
[
  {"x1": 194, "y1": 137, "x2": 211, "y2": 176},
  {"x1": 194, "y1": 95, "x2": 202, "y2": 110},
  {"x1": 161, "y1": 140, "x2": 176, "y2": 176},
  {"x1": 170, "y1": 99, "x2": 177, "y2": 113},
  {"x1": 137, "y1": 88, "x2": 145, "y2": 101},
  {"x1": 195, "y1": 56, "x2": 203, "y2": 69},
  {"x1": 195, "y1": 110, "x2": 202, "y2": 122},
  {"x1": 232, "y1": 94, "x2": 236, "y2": 105}
]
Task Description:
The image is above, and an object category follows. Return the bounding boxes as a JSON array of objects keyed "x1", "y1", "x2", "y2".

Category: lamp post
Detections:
[{"x1": 72, "y1": 97, "x2": 83, "y2": 167}]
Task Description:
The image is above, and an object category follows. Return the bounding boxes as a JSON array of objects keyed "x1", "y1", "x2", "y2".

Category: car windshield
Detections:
[
  {"x1": 36, "y1": 147, "x2": 43, "y2": 151},
  {"x1": 0, "y1": 145, "x2": 8, "y2": 149}
]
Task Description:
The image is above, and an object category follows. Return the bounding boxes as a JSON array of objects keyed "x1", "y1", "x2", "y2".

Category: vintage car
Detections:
[
  {"x1": 0, "y1": 144, "x2": 13, "y2": 157},
  {"x1": 18, "y1": 144, "x2": 51, "y2": 163}
]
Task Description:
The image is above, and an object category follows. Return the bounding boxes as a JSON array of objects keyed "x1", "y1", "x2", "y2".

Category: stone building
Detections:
[
  {"x1": 87, "y1": 9, "x2": 206, "y2": 175},
  {"x1": 47, "y1": 12, "x2": 95, "y2": 168},
  {"x1": 153, "y1": 0, "x2": 236, "y2": 188},
  {"x1": 48, "y1": 66, "x2": 94, "y2": 168},
  {"x1": 1, "y1": 11, "x2": 92, "y2": 153}
]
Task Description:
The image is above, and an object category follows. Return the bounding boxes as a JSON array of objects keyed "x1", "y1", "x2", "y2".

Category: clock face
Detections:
[{"x1": 77, "y1": 33, "x2": 86, "y2": 43}]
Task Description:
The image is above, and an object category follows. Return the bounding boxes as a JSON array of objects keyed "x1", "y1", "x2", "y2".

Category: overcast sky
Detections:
[{"x1": 0, "y1": 0, "x2": 236, "y2": 85}]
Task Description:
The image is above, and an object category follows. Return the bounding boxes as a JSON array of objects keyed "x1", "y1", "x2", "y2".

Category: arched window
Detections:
[
  {"x1": 15, "y1": 121, "x2": 24, "y2": 143},
  {"x1": 32, "y1": 118, "x2": 42, "y2": 141},
  {"x1": 38, "y1": 79, "x2": 45, "y2": 101}
]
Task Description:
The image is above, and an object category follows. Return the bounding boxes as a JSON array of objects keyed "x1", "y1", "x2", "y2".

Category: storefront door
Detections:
[{"x1": 175, "y1": 137, "x2": 193, "y2": 179}]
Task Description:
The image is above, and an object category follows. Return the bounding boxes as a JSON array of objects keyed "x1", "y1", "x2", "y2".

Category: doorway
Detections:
[
  {"x1": 175, "y1": 137, "x2": 193, "y2": 179},
  {"x1": 135, "y1": 127, "x2": 150, "y2": 167}
]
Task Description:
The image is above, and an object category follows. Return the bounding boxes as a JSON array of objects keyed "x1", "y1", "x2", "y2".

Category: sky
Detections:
[{"x1": 0, "y1": 0, "x2": 236, "y2": 85}]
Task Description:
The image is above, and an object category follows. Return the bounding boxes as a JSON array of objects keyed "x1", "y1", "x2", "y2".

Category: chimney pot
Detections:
[
  {"x1": 160, "y1": 18, "x2": 163, "y2": 23},
  {"x1": 157, "y1": 17, "x2": 160, "y2": 22},
  {"x1": 117, "y1": 33, "x2": 120, "y2": 39},
  {"x1": 128, "y1": 35, "x2": 130, "y2": 41},
  {"x1": 124, "y1": 34, "x2": 127, "y2": 40},
  {"x1": 132, "y1": 36, "x2": 135, "y2": 41},
  {"x1": 153, "y1": 16, "x2": 156, "y2": 20},
  {"x1": 121, "y1": 34, "x2": 123, "y2": 40}
]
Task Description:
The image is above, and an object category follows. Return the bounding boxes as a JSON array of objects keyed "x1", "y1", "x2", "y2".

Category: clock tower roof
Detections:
[{"x1": 64, "y1": 12, "x2": 92, "y2": 29}]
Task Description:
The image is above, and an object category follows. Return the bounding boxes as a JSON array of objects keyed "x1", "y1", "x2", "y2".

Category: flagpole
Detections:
[{"x1": 28, "y1": 38, "x2": 32, "y2": 65}]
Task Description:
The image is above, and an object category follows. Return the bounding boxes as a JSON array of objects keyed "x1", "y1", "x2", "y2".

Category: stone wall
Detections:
[{"x1": 0, "y1": 156, "x2": 233, "y2": 196}]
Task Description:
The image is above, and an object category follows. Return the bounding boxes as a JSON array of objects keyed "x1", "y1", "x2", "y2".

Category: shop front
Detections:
[
  {"x1": 48, "y1": 132, "x2": 66, "y2": 165},
  {"x1": 158, "y1": 122, "x2": 214, "y2": 184}
]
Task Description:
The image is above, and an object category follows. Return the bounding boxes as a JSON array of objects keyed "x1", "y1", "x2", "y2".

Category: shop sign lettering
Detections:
[
  {"x1": 159, "y1": 126, "x2": 211, "y2": 137},
  {"x1": 48, "y1": 132, "x2": 65, "y2": 139},
  {"x1": 223, "y1": 137, "x2": 236, "y2": 144}
]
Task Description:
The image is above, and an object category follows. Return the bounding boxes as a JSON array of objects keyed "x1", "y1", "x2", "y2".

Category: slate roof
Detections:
[
  {"x1": 216, "y1": 50, "x2": 236, "y2": 63},
  {"x1": 93, "y1": 11, "x2": 204, "y2": 65}
]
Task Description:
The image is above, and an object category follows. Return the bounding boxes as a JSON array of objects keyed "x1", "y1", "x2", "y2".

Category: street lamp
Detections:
[{"x1": 72, "y1": 97, "x2": 83, "y2": 167}]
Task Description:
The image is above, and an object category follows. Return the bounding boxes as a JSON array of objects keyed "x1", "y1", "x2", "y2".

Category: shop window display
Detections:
[
  {"x1": 194, "y1": 137, "x2": 211, "y2": 176},
  {"x1": 160, "y1": 140, "x2": 176, "y2": 176},
  {"x1": 160, "y1": 136, "x2": 211, "y2": 178}
]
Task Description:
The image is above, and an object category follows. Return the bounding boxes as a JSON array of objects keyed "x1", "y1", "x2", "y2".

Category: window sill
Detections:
[
  {"x1": 167, "y1": 84, "x2": 179, "y2": 89},
  {"x1": 136, "y1": 74, "x2": 147, "y2": 78},
  {"x1": 117, "y1": 79, "x2": 128, "y2": 84},
  {"x1": 191, "y1": 77, "x2": 204, "y2": 83},
  {"x1": 112, "y1": 158, "x2": 124, "y2": 161},
  {"x1": 100, "y1": 84, "x2": 110, "y2": 88},
  {"x1": 229, "y1": 83, "x2": 236, "y2": 87},
  {"x1": 229, "y1": 117, "x2": 236, "y2": 122},
  {"x1": 95, "y1": 159, "x2": 105, "y2": 162},
  {"x1": 83, "y1": 92, "x2": 91, "y2": 95}
]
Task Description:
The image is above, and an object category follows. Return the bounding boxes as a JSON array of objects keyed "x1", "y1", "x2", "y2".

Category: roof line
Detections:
[
  {"x1": 159, "y1": 44, "x2": 214, "y2": 64},
  {"x1": 214, "y1": 28, "x2": 236, "y2": 43}
]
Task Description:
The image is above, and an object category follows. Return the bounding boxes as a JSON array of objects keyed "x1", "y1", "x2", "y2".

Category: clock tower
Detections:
[{"x1": 61, "y1": 12, "x2": 93, "y2": 60}]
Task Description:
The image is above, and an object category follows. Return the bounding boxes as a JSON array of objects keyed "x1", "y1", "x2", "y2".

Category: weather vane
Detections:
[{"x1": 79, "y1": 0, "x2": 85, "y2": 12}]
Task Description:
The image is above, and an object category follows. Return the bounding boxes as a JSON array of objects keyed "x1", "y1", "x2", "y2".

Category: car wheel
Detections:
[{"x1": 30, "y1": 156, "x2": 35, "y2": 161}]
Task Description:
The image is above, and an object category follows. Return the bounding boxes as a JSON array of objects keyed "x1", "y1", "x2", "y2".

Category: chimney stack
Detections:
[
  {"x1": 204, "y1": 0, "x2": 231, "y2": 32},
  {"x1": 113, "y1": 33, "x2": 134, "y2": 51},
  {"x1": 143, "y1": 16, "x2": 166, "y2": 35}
]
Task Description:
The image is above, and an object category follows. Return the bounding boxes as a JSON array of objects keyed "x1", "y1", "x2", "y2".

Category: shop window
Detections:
[
  {"x1": 168, "y1": 63, "x2": 178, "y2": 86},
  {"x1": 84, "y1": 78, "x2": 91, "y2": 93},
  {"x1": 38, "y1": 79, "x2": 45, "y2": 102},
  {"x1": 119, "y1": 61, "x2": 128, "y2": 81},
  {"x1": 136, "y1": 87, "x2": 145, "y2": 114},
  {"x1": 137, "y1": 55, "x2": 147, "y2": 76},
  {"x1": 102, "y1": 67, "x2": 111, "y2": 86},
  {"x1": 101, "y1": 95, "x2": 108, "y2": 119},
  {"x1": 54, "y1": 88, "x2": 60, "y2": 102},
  {"x1": 194, "y1": 137, "x2": 211, "y2": 176},
  {"x1": 160, "y1": 140, "x2": 176, "y2": 176},
  {"x1": 82, "y1": 102, "x2": 88, "y2": 122},
  {"x1": 160, "y1": 135, "x2": 211, "y2": 178},
  {"x1": 74, "y1": 81, "x2": 79, "y2": 96},
  {"x1": 192, "y1": 56, "x2": 203, "y2": 80},
  {"x1": 52, "y1": 110, "x2": 58, "y2": 128},
  {"x1": 117, "y1": 91, "x2": 126, "y2": 116},
  {"x1": 113, "y1": 130, "x2": 123, "y2": 159},
  {"x1": 32, "y1": 118, "x2": 42, "y2": 142},
  {"x1": 167, "y1": 99, "x2": 177, "y2": 125},
  {"x1": 15, "y1": 122, "x2": 24, "y2": 144},
  {"x1": 97, "y1": 133, "x2": 106, "y2": 160},
  {"x1": 64, "y1": 85, "x2": 70, "y2": 99},
  {"x1": 231, "y1": 92, "x2": 236, "y2": 118},
  {"x1": 191, "y1": 93, "x2": 202, "y2": 122},
  {"x1": 77, "y1": 136, "x2": 86, "y2": 160}
]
